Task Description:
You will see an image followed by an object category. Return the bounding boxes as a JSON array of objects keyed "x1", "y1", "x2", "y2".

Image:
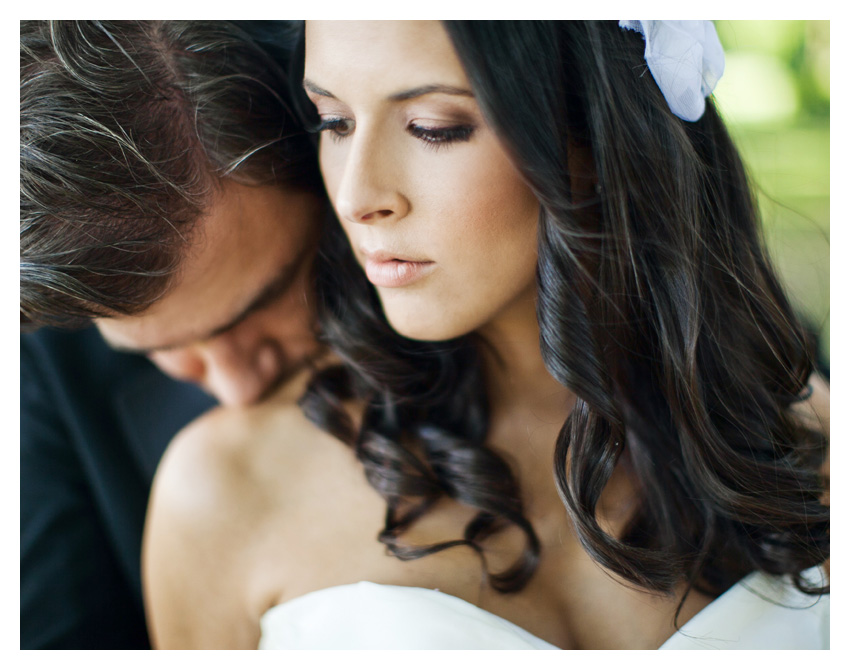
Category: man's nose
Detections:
[
  {"x1": 150, "y1": 335, "x2": 284, "y2": 407},
  {"x1": 201, "y1": 335, "x2": 284, "y2": 406}
]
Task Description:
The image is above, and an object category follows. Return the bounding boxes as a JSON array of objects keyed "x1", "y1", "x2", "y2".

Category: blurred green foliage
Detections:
[{"x1": 712, "y1": 21, "x2": 830, "y2": 363}]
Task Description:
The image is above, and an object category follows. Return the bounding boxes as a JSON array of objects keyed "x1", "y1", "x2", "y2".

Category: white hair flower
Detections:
[{"x1": 619, "y1": 20, "x2": 725, "y2": 122}]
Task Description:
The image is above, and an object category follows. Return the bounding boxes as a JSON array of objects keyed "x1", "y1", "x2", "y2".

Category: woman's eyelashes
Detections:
[
  {"x1": 317, "y1": 117, "x2": 353, "y2": 141},
  {"x1": 408, "y1": 123, "x2": 475, "y2": 149},
  {"x1": 316, "y1": 116, "x2": 475, "y2": 148}
]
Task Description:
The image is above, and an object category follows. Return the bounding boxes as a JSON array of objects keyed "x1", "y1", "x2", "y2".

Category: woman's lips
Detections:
[{"x1": 362, "y1": 253, "x2": 435, "y2": 288}]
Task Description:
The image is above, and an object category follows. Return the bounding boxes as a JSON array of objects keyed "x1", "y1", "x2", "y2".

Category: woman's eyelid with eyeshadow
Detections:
[
  {"x1": 405, "y1": 95, "x2": 479, "y2": 124},
  {"x1": 407, "y1": 112, "x2": 473, "y2": 128},
  {"x1": 398, "y1": 96, "x2": 478, "y2": 145},
  {"x1": 309, "y1": 97, "x2": 355, "y2": 139},
  {"x1": 305, "y1": 88, "x2": 351, "y2": 121}
]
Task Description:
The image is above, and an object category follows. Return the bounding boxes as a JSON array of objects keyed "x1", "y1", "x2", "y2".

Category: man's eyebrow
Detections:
[
  {"x1": 110, "y1": 259, "x2": 304, "y2": 356},
  {"x1": 202, "y1": 258, "x2": 303, "y2": 341},
  {"x1": 303, "y1": 79, "x2": 474, "y2": 103}
]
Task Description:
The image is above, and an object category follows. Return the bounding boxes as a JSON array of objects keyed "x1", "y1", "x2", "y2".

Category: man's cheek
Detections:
[{"x1": 148, "y1": 350, "x2": 205, "y2": 385}]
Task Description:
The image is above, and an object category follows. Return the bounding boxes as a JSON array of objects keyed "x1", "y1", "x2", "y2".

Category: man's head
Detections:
[{"x1": 21, "y1": 20, "x2": 326, "y2": 405}]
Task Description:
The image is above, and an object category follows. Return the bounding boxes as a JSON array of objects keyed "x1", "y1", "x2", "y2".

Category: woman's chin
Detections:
[
  {"x1": 386, "y1": 319, "x2": 460, "y2": 342},
  {"x1": 382, "y1": 308, "x2": 469, "y2": 343},
  {"x1": 376, "y1": 288, "x2": 484, "y2": 342}
]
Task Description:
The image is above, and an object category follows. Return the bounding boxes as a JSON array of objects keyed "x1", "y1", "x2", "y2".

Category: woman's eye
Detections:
[
  {"x1": 317, "y1": 117, "x2": 354, "y2": 141},
  {"x1": 409, "y1": 123, "x2": 475, "y2": 148}
]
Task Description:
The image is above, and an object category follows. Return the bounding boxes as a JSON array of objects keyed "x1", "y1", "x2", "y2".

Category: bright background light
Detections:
[{"x1": 714, "y1": 20, "x2": 830, "y2": 368}]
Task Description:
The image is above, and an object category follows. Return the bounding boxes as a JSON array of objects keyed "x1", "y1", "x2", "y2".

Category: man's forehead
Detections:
[{"x1": 94, "y1": 181, "x2": 321, "y2": 355}]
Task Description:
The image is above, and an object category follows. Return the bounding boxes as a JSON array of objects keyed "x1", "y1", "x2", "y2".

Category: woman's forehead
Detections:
[{"x1": 304, "y1": 21, "x2": 467, "y2": 94}]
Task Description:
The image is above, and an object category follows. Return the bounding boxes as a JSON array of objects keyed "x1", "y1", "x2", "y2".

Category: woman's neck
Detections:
[
  {"x1": 476, "y1": 283, "x2": 576, "y2": 516},
  {"x1": 475, "y1": 283, "x2": 637, "y2": 532},
  {"x1": 477, "y1": 283, "x2": 573, "y2": 422}
]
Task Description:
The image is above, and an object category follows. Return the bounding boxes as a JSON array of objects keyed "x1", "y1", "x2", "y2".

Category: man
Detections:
[{"x1": 20, "y1": 20, "x2": 325, "y2": 648}]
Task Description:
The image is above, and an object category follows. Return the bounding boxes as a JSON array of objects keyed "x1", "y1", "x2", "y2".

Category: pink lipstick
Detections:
[{"x1": 362, "y1": 251, "x2": 435, "y2": 288}]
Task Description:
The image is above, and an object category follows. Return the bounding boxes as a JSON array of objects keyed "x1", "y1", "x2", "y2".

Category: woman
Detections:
[{"x1": 143, "y1": 21, "x2": 829, "y2": 649}]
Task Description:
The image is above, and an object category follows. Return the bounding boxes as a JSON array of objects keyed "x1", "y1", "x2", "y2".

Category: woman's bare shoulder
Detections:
[
  {"x1": 152, "y1": 363, "x2": 354, "y2": 514},
  {"x1": 805, "y1": 372, "x2": 830, "y2": 437},
  {"x1": 793, "y1": 371, "x2": 829, "y2": 478},
  {"x1": 143, "y1": 367, "x2": 344, "y2": 648},
  {"x1": 805, "y1": 373, "x2": 830, "y2": 575},
  {"x1": 794, "y1": 372, "x2": 830, "y2": 577}
]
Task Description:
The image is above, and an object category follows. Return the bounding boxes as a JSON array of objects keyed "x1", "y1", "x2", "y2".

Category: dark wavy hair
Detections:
[
  {"x1": 20, "y1": 20, "x2": 322, "y2": 330},
  {"x1": 296, "y1": 21, "x2": 829, "y2": 605}
]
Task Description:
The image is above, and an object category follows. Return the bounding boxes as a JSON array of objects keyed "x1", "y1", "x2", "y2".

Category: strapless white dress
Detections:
[{"x1": 258, "y1": 569, "x2": 828, "y2": 650}]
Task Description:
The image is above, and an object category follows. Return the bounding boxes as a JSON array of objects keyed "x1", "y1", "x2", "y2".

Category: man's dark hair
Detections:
[{"x1": 20, "y1": 20, "x2": 322, "y2": 329}]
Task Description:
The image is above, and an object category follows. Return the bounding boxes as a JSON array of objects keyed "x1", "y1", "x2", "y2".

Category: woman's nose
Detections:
[{"x1": 331, "y1": 129, "x2": 410, "y2": 225}]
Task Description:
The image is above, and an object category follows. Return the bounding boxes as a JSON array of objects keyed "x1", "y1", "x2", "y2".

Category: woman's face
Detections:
[{"x1": 304, "y1": 21, "x2": 540, "y2": 341}]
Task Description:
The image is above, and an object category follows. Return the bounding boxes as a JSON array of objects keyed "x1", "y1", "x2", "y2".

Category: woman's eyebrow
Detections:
[
  {"x1": 303, "y1": 79, "x2": 335, "y2": 98},
  {"x1": 303, "y1": 79, "x2": 473, "y2": 103},
  {"x1": 388, "y1": 84, "x2": 474, "y2": 101}
]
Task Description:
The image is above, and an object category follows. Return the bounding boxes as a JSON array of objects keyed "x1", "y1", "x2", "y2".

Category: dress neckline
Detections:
[
  {"x1": 261, "y1": 568, "x2": 828, "y2": 650},
  {"x1": 261, "y1": 581, "x2": 559, "y2": 649}
]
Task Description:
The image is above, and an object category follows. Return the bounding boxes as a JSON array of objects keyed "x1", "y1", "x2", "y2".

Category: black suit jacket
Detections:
[{"x1": 20, "y1": 326, "x2": 216, "y2": 649}]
